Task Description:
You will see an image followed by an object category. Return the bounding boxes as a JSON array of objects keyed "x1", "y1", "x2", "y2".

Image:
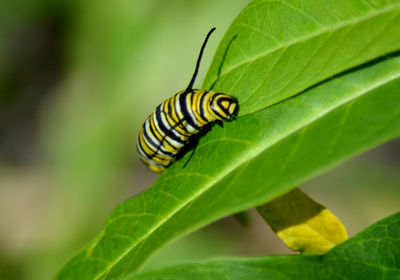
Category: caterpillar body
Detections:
[{"x1": 137, "y1": 28, "x2": 238, "y2": 173}]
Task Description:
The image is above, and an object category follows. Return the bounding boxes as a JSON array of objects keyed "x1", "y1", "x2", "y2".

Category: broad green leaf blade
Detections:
[
  {"x1": 57, "y1": 53, "x2": 400, "y2": 279},
  {"x1": 257, "y1": 187, "x2": 348, "y2": 254},
  {"x1": 204, "y1": 0, "x2": 400, "y2": 115},
  {"x1": 126, "y1": 211, "x2": 400, "y2": 280}
]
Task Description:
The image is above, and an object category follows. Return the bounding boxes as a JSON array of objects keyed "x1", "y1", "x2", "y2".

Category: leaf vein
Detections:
[{"x1": 206, "y1": 4, "x2": 400, "y2": 90}]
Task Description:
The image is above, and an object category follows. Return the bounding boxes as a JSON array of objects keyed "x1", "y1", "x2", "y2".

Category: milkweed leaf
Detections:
[
  {"x1": 204, "y1": 0, "x2": 400, "y2": 115},
  {"x1": 56, "y1": 0, "x2": 400, "y2": 278},
  {"x1": 57, "y1": 53, "x2": 400, "y2": 280},
  {"x1": 125, "y1": 211, "x2": 400, "y2": 280},
  {"x1": 257, "y1": 187, "x2": 348, "y2": 255}
]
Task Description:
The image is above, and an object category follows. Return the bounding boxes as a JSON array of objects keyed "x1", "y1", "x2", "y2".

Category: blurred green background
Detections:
[{"x1": 0, "y1": 0, "x2": 399, "y2": 279}]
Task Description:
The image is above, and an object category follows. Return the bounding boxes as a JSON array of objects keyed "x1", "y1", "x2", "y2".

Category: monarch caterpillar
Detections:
[{"x1": 137, "y1": 27, "x2": 238, "y2": 173}]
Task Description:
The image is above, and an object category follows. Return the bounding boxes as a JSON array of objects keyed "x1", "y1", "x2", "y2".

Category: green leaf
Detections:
[
  {"x1": 125, "y1": 211, "x2": 400, "y2": 280},
  {"x1": 204, "y1": 0, "x2": 400, "y2": 115},
  {"x1": 56, "y1": 0, "x2": 400, "y2": 278},
  {"x1": 56, "y1": 54, "x2": 400, "y2": 280}
]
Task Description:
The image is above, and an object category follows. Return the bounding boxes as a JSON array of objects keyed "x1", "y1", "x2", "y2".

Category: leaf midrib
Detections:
[
  {"x1": 95, "y1": 69, "x2": 400, "y2": 279},
  {"x1": 205, "y1": 3, "x2": 400, "y2": 91}
]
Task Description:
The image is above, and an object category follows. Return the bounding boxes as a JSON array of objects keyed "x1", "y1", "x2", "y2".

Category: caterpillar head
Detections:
[{"x1": 210, "y1": 94, "x2": 238, "y2": 121}]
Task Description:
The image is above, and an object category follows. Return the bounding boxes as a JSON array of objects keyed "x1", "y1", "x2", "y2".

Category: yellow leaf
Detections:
[{"x1": 257, "y1": 188, "x2": 348, "y2": 255}]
